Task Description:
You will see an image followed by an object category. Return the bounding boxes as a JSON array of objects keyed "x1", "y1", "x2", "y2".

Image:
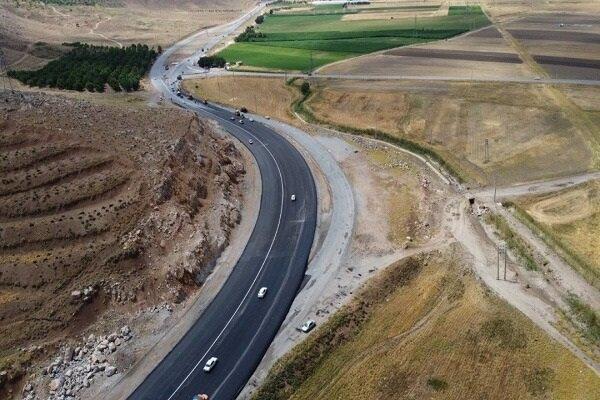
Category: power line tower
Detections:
[{"x1": 0, "y1": 48, "x2": 14, "y2": 92}]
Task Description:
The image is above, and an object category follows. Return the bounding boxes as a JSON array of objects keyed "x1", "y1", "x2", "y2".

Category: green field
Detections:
[{"x1": 218, "y1": 5, "x2": 490, "y2": 71}]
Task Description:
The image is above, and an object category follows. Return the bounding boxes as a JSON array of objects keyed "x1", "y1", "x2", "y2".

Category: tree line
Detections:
[
  {"x1": 8, "y1": 43, "x2": 158, "y2": 93},
  {"x1": 198, "y1": 55, "x2": 226, "y2": 69}
]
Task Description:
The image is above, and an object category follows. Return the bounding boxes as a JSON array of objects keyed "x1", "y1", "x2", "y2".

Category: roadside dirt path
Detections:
[{"x1": 473, "y1": 171, "x2": 600, "y2": 201}]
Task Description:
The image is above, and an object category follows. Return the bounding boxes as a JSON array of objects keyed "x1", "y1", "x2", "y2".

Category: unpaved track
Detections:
[{"x1": 473, "y1": 171, "x2": 600, "y2": 200}]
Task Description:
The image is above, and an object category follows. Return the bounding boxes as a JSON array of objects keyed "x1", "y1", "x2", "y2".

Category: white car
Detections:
[
  {"x1": 265, "y1": 116, "x2": 271, "y2": 120},
  {"x1": 203, "y1": 357, "x2": 218, "y2": 372},
  {"x1": 257, "y1": 287, "x2": 268, "y2": 298},
  {"x1": 249, "y1": 139, "x2": 254, "y2": 144},
  {"x1": 239, "y1": 120, "x2": 244, "y2": 124},
  {"x1": 300, "y1": 320, "x2": 316, "y2": 333},
  {"x1": 249, "y1": 118, "x2": 254, "y2": 122},
  {"x1": 290, "y1": 194, "x2": 296, "y2": 201}
]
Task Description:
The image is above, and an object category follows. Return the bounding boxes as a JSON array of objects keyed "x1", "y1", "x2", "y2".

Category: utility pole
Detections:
[
  {"x1": 497, "y1": 245, "x2": 501, "y2": 280},
  {"x1": 484, "y1": 138, "x2": 489, "y2": 163},
  {"x1": 504, "y1": 246, "x2": 508, "y2": 280},
  {"x1": 493, "y1": 174, "x2": 497, "y2": 203}
]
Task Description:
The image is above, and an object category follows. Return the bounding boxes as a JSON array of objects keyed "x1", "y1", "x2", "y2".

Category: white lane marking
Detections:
[
  {"x1": 165, "y1": 100, "x2": 286, "y2": 400},
  {"x1": 211, "y1": 191, "x2": 312, "y2": 399}
]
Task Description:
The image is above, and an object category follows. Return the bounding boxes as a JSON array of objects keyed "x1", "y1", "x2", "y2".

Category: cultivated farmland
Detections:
[{"x1": 218, "y1": 3, "x2": 490, "y2": 71}]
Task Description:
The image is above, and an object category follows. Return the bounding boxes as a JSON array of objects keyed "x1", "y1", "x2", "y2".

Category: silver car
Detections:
[{"x1": 203, "y1": 357, "x2": 218, "y2": 372}]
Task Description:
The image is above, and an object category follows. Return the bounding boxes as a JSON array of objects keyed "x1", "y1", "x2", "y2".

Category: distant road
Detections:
[{"x1": 183, "y1": 70, "x2": 600, "y2": 86}]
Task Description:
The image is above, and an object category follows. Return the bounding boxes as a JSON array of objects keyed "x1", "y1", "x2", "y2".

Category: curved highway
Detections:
[{"x1": 130, "y1": 4, "x2": 318, "y2": 399}]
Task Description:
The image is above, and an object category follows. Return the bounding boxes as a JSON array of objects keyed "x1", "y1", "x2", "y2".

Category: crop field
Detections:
[
  {"x1": 218, "y1": 3, "x2": 490, "y2": 71},
  {"x1": 254, "y1": 248, "x2": 600, "y2": 400},
  {"x1": 514, "y1": 180, "x2": 600, "y2": 286},
  {"x1": 319, "y1": 25, "x2": 534, "y2": 80},
  {"x1": 303, "y1": 79, "x2": 594, "y2": 185},
  {"x1": 504, "y1": 12, "x2": 600, "y2": 80}
]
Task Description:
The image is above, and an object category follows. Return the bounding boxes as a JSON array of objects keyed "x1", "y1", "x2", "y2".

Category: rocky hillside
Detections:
[{"x1": 0, "y1": 90, "x2": 245, "y2": 398}]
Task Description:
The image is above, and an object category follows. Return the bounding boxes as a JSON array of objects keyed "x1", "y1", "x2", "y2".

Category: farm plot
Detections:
[
  {"x1": 506, "y1": 13, "x2": 600, "y2": 80},
  {"x1": 320, "y1": 26, "x2": 534, "y2": 80},
  {"x1": 218, "y1": 3, "x2": 490, "y2": 71}
]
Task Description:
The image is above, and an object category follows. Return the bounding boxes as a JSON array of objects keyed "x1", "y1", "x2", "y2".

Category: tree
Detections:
[
  {"x1": 198, "y1": 56, "x2": 226, "y2": 69},
  {"x1": 301, "y1": 81, "x2": 310, "y2": 96},
  {"x1": 255, "y1": 15, "x2": 264, "y2": 24}
]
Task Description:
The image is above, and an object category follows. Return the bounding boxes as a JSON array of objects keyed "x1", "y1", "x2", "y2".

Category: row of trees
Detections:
[
  {"x1": 234, "y1": 26, "x2": 266, "y2": 42},
  {"x1": 198, "y1": 55, "x2": 226, "y2": 69},
  {"x1": 8, "y1": 43, "x2": 158, "y2": 92}
]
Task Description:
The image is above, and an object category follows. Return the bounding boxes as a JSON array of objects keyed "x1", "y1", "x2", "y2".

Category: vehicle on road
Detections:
[
  {"x1": 235, "y1": 110, "x2": 241, "y2": 117},
  {"x1": 239, "y1": 120, "x2": 244, "y2": 124},
  {"x1": 249, "y1": 139, "x2": 254, "y2": 144},
  {"x1": 192, "y1": 395, "x2": 209, "y2": 400},
  {"x1": 300, "y1": 320, "x2": 316, "y2": 333},
  {"x1": 265, "y1": 116, "x2": 271, "y2": 120},
  {"x1": 165, "y1": 65, "x2": 169, "y2": 70},
  {"x1": 291, "y1": 194, "x2": 296, "y2": 201},
  {"x1": 257, "y1": 287, "x2": 268, "y2": 298},
  {"x1": 249, "y1": 118, "x2": 254, "y2": 122},
  {"x1": 230, "y1": 116, "x2": 235, "y2": 121},
  {"x1": 203, "y1": 357, "x2": 218, "y2": 372}
]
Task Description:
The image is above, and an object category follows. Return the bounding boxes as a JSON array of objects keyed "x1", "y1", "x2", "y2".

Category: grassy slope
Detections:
[
  {"x1": 254, "y1": 249, "x2": 600, "y2": 400},
  {"x1": 511, "y1": 180, "x2": 600, "y2": 288},
  {"x1": 218, "y1": 8, "x2": 489, "y2": 71}
]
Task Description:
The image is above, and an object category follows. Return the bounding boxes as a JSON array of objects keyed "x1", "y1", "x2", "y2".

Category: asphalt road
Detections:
[{"x1": 130, "y1": 3, "x2": 319, "y2": 398}]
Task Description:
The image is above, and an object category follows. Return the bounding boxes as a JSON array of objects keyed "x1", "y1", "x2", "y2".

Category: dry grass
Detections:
[
  {"x1": 515, "y1": 180, "x2": 600, "y2": 283},
  {"x1": 305, "y1": 80, "x2": 595, "y2": 185},
  {"x1": 0, "y1": 0, "x2": 253, "y2": 68},
  {"x1": 182, "y1": 77, "x2": 302, "y2": 125},
  {"x1": 365, "y1": 148, "x2": 421, "y2": 246},
  {"x1": 256, "y1": 247, "x2": 600, "y2": 400}
]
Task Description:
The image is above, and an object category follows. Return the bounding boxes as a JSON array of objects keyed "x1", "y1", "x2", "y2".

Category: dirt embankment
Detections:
[{"x1": 0, "y1": 91, "x2": 245, "y2": 398}]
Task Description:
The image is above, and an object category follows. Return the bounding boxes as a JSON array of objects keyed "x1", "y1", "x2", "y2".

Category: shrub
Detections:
[
  {"x1": 300, "y1": 81, "x2": 310, "y2": 96},
  {"x1": 198, "y1": 56, "x2": 226, "y2": 69}
]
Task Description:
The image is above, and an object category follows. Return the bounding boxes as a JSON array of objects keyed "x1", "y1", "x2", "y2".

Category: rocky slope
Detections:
[{"x1": 0, "y1": 90, "x2": 245, "y2": 398}]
